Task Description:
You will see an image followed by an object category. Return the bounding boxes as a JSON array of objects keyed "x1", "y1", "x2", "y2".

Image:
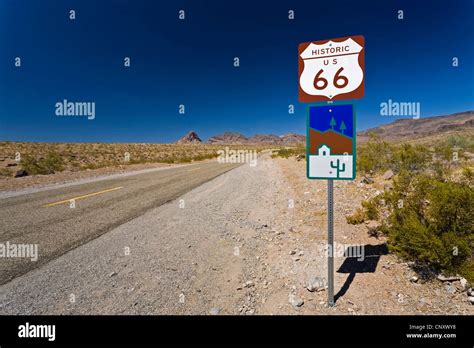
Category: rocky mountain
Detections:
[
  {"x1": 281, "y1": 133, "x2": 306, "y2": 144},
  {"x1": 207, "y1": 132, "x2": 306, "y2": 145},
  {"x1": 207, "y1": 132, "x2": 305, "y2": 145},
  {"x1": 357, "y1": 111, "x2": 473, "y2": 143},
  {"x1": 207, "y1": 132, "x2": 249, "y2": 144},
  {"x1": 176, "y1": 131, "x2": 202, "y2": 144},
  {"x1": 248, "y1": 134, "x2": 282, "y2": 144}
]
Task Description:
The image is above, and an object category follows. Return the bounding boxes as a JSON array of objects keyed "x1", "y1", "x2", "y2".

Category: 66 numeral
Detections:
[{"x1": 313, "y1": 67, "x2": 349, "y2": 90}]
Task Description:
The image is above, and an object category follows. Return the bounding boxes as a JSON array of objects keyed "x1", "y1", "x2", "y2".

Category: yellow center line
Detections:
[
  {"x1": 187, "y1": 167, "x2": 201, "y2": 172},
  {"x1": 43, "y1": 186, "x2": 124, "y2": 207}
]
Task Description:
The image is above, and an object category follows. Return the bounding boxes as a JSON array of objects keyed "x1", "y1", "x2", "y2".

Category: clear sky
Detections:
[{"x1": 0, "y1": 0, "x2": 473, "y2": 143}]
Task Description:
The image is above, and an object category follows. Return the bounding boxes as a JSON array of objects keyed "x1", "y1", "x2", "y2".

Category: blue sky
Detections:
[
  {"x1": 0, "y1": 0, "x2": 473, "y2": 143},
  {"x1": 310, "y1": 104, "x2": 354, "y2": 139}
]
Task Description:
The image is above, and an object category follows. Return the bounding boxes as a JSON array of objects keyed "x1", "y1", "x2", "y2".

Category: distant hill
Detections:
[
  {"x1": 280, "y1": 133, "x2": 306, "y2": 144},
  {"x1": 193, "y1": 132, "x2": 305, "y2": 145},
  {"x1": 357, "y1": 111, "x2": 473, "y2": 143},
  {"x1": 176, "y1": 131, "x2": 202, "y2": 144},
  {"x1": 208, "y1": 132, "x2": 249, "y2": 144},
  {"x1": 248, "y1": 134, "x2": 283, "y2": 145}
]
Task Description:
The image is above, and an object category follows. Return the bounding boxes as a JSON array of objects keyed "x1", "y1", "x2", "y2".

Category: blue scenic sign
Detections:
[{"x1": 307, "y1": 104, "x2": 356, "y2": 180}]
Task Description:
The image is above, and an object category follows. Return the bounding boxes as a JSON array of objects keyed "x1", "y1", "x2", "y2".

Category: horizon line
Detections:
[{"x1": 1, "y1": 109, "x2": 471, "y2": 144}]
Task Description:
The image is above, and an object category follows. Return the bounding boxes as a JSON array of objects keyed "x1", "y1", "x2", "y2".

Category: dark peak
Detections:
[{"x1": 176, "y1": 131, "x2": 202, "y2": 144}]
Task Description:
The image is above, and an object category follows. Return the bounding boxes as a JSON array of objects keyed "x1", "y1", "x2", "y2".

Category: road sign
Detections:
[
  {"x1": 298, "y1": 36, "x2": 364, "y2": 308},
  {"x1": 307, "y1": 104, "x2": 356, "y2": 180},
  {"x1": 298, "y1": 35, "x2": 365, "y2": 102}
]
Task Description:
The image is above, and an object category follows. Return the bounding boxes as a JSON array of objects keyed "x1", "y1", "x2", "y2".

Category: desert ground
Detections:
[{"x1": 0, "y1": 150, "x2": 472, "y2": 315}]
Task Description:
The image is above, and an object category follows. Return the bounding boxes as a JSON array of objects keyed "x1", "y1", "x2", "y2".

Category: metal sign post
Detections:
[{"x1": 327, "y1": 179, "x2": 335, "y2": 306}]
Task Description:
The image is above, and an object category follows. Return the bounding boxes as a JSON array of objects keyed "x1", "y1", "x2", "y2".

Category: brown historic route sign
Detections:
[{"x1": 298, "y1": 35, "x2": 365, "y2": 102}]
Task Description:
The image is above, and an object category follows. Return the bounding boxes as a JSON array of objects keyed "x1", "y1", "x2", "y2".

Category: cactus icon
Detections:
[{"x1": 330, "y1": 159, "x2": 346, "y2": 178}]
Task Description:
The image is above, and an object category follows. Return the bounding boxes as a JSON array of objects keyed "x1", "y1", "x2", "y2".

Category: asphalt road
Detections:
[{"x1": 0, "y1": 161, "x2": 239, "y2": 285}]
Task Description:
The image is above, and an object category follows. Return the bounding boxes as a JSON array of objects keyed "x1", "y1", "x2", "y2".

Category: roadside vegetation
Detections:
[
  {"x1": 271, "y1": 144, "x2": 305, "y2": 159},
  {"x1": 347, "y1": 133, "x2": 474, "y2": 281},
  {"x1": 0, "y1": 142, "x2": 269, "y2": 177},
  {"x1": 20, "y1": 152, "x2": 65, "y2": 175}
]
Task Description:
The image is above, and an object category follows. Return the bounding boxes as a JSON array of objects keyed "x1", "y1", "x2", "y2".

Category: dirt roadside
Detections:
[{"x1": 262, "y1": 157, "x2": 473, "y2": 314}]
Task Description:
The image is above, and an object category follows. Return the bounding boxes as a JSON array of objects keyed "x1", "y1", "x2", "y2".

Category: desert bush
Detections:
[
  {"x1": 346, "y1": 207, "x2": 366, "y2": 225},
  {"x1": 391, "y1": 143, "x2": 430, "y2": 173},
  {"x1": 271, "y1": 145, "x2": 305, "y2": 159},
  {"x1": 446, "y1": 134, "x2": 474, "y2": 152},
  {"x1": 178, "y1": 156, "x2": 192, "y2": 163},
  {"x1": 379, "y1": 173, "x2": 474, "y2": 281},
  {"x1": 431, "y1": 160, "x2": 446, "y2": 181},
  {"x1": 433, "y1": 135, "x2": 474, "y2": 165},
  {"x1": 20, "y1": 155, "x2": 42, "y2": 174},
  {"x1": 461, "y1": 166, "x2": 474, "y2": 186},
  {"x1": 358, "y1": 135, "x2": 441, "y2": 175},
  {"x1": 348, "y1": 167, "x2": 474, "y2": 280},
  {"x1": 42, "y1": 152, "x2": 64, "y2": 173},
  {"x1": 357, "y1": 133, "x2": 392, "y2": 174},
  {"x1": 0, "y1": 168, "x2": 12, "y2": 177},
  {"x1": 434, "y1": 142, "x2": 455, "y2": 162},
  {"x1": 346, "y1": 197, "x2": 381, "y2": 224},
  {"x1": 21, "y1": 152, "x2": 64, "y2": 175},
  {"x1": 189, "y1": 153, "x2": 217, "y2": 161},
  {"x1": 361, "y1": 198, "x2": 380, "y2": 220}
]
